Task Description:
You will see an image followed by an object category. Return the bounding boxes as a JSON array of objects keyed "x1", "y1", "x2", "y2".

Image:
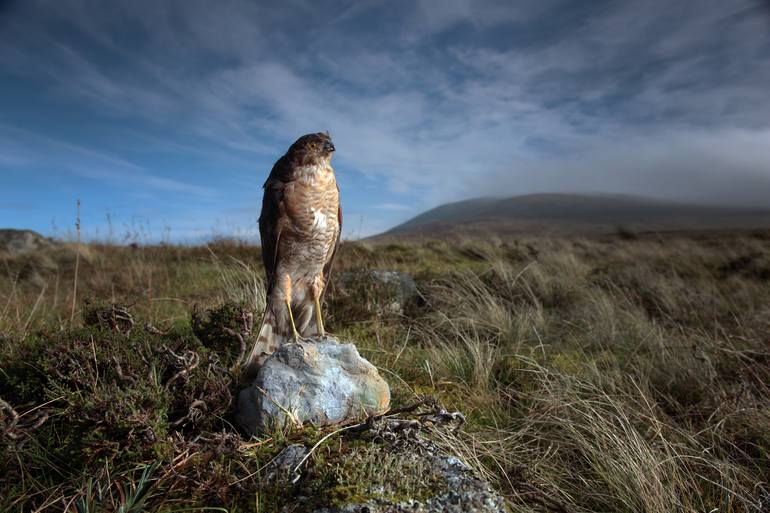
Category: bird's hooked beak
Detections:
[{"x1": 323, "y1": 140, "x2": 335, "y2": 153}]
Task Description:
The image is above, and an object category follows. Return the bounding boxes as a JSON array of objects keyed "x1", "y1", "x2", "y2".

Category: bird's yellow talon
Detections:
[
  {"x1": 286, "y1": 300, "x2": 303, "y2": 342},
  {"x1": 314, "y1": 295, "x2": 325, "y2": 338}
]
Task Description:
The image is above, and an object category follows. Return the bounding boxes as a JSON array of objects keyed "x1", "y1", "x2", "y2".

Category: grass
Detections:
[{"x1": 1, "y1": 231, "x2": 770, "y2": 511}]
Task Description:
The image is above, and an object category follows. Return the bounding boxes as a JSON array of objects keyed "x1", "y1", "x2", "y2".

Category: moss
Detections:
[
  {"x1": 217, "y1": 426, "x2": 454, "y2": 512},
  {"x1": 3, "y1": 330, "x2": 160, "y2": 470},
  {"x1": 0, "y1": 319, "x2": 239, "y2": 477},
  {"x1": 303, "y1": 441, "x2": 448, "y2": 508}
]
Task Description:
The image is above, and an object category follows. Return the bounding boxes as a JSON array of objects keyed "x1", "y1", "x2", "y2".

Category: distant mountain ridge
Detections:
[{"x1": 382, "y1": 194, "x2": 770, "y2": 237}]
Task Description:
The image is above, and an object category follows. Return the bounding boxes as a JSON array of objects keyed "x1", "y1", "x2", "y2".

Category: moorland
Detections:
[{"x1": 1, "y1": 230, "x2": 769, "y2": 512}]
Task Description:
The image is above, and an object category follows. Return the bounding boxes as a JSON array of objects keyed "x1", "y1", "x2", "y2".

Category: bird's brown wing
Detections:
[
  {"x1": 259, "y1": 173, "x2": 286, "y2": 294},
  {"x1": 321, "y1": 189, "x2": 342, "y2": 298}
]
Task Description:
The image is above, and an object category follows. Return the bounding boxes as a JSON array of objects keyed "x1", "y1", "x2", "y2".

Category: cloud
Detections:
[
  {"x1": 0, "y1": 125, "x2": 215, "y2": 197},
  {"x1": 1, "y1": 0, "x2": 769, "y2": 230},
  {"x1": 475, "y1": 128, "x2": 770, "y2": 208},
  {"x1": 374, "y1": 203, "x2": 412, "y2": 211}
]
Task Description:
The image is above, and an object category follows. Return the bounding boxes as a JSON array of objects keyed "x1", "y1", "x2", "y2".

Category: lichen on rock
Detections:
[
  {"x1": 268, "y1": 403, "x2": 507, "y2": 513},
  {"x1": 310, "y1": 451, "x2": 507, "y2": 513}
]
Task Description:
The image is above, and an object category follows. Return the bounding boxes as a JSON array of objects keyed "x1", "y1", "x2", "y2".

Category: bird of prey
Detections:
[{"x1": 244, "y1": 132, "x2": 341, "y2": 373}]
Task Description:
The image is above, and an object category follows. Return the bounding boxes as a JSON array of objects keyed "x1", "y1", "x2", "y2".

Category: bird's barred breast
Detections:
[{"x1": 278, "y1": 165, "x2": 339, "y2": 280}]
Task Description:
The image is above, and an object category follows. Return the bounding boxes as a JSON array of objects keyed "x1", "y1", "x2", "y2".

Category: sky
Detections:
[{"x1": 1, "y1": 0, "x2": 769, "y2": 242}]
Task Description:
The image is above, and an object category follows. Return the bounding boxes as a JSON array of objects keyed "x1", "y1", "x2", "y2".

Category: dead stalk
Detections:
[{"x1": 69, "y1": 199, "x2": 81, "y2": 326}]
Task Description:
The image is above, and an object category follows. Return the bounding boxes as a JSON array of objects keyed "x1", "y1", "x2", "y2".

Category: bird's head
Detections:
[{"x1": 286, "y1": 132, "x2": 335, "y2": 166}]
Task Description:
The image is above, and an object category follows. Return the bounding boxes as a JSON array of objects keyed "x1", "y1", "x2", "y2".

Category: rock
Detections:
[
  {"x1": 241, "y1": 398, "x2": 506, "y2": 511},
  {"x1": 336, "y1": 269, "x2": 419, "y2": 316},
  {"x1": 0, "y1": 229, "x2": 53, "y2": 255},
  {"x1": 236, "y1": 338, "x2": 390, "y2": 434},
  {"x1": 254, "y1": 410, "x2": 506, "y2": 513},
  {"x1": 308, "y1": 445, "x2": 507, "y2": 513},
  {"x1": 309, "y1": 412, "x2": 506, "y2": 513},
  {"x1": 265, "y1": 443, "x2": 308, "y2": 486}
]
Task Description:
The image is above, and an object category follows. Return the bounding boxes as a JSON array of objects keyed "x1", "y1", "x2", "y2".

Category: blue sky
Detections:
[{"x1": 1, "y1": 0, "x2": 769, "y2": 242}]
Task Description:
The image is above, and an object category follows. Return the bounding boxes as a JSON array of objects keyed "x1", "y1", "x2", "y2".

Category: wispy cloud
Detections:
[
  {"x1": 0, "y1": 125, "x2": 214, "y2": 197},
  {"x1": 375, "y1": 203, "x2": 413, "y2": 211},
  {"x1": 474, "y1": 128, "x2": 770, "y2": 208},
  {"x1": 1, "y1": 0, "x2": 769, "y2": 239}
]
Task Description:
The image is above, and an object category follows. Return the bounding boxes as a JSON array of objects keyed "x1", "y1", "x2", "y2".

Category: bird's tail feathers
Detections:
[{"x1": 243, "y1": 306, "x2": 287, "y2": 377}]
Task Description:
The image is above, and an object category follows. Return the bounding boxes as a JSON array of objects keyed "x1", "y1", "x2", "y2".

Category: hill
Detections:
[
  {"x1": 382, "y1": 193, "x2": 770, "y2": 237},
  {"x1": 0, "y1": 229, "x2": 53, "y2": 255}
]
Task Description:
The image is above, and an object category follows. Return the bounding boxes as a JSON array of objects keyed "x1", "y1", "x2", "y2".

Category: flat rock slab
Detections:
[{"x1": 237, "y1": 338, "x2": 390, "y2": 434}]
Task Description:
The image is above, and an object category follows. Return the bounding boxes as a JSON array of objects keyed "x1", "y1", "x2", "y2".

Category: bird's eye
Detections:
[{"x1": 308, "y1": 142, "x2": 317, "y2": 149}]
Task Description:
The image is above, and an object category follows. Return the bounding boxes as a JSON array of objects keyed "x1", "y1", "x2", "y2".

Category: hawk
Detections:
[{"x1": 244, "y1": 132, "x2": 341, "y2": 374}]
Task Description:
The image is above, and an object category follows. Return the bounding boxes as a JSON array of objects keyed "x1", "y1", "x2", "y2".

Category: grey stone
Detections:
[
  {"x1": 236, "y1": 338, "x2": 390, "y2": 434},
  {"x1": 265, "y1": 443, "x2": 308, "y2": 486}
]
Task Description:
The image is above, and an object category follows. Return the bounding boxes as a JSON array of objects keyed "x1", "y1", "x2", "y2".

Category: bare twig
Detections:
[
  {"x1": 1, "y1": 397, "x2": 50, "y2": 440},
  {"x1": 22, "y1": 283, "x2": 47, "y2": 333},
  {"x1": 223, "y1": 327, "x2": 247, "y2": 364},
  {"x1": 171, "y1": 399, "x2": 209, "y2": 427},
  {"x1": 69, "y1": 199, "x2": 80, "y2": 326},
  {"x1": 164, "y1": 350, "x2": 200, "y2": 390},
  {"x1": 0, "y1": 397, "x2": 19, "y2": 435},
  {"x1": 112, "y1": 356, "x2": 137, "y2": 384},
  {"x1": 144, "y1": 322, "x2": 168, "y2": 335}
]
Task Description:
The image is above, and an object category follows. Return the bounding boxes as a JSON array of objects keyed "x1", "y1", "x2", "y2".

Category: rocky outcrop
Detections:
[
  {"x1": 236, "y1": 338, "x2": 390, "y2": 434},
  {"x1": 235, "y1": 333, "x2": 505, "y2": 512},
  {"x1": 262, "y1": 409, "x2": 507, "y2": 513},
  {"x1": 0, "y1": 229, "x2": 52, "y2": 255},
  {"x1": 312, "y1": 452, "x2": 507, "y2": 513},
  {"x1": 336, "y1": 269, "x2": 419, "y2": 316}
]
